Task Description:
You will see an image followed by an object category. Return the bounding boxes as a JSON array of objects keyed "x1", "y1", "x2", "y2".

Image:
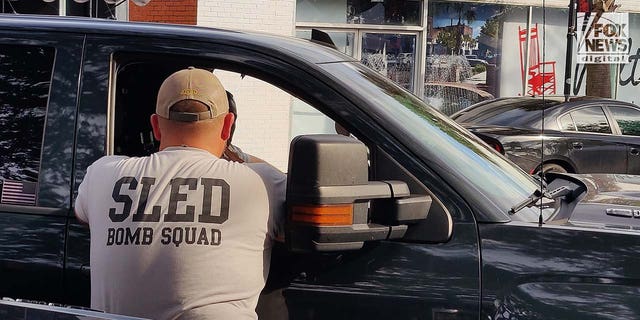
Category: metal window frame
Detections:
[{"x1": 295, "y1": 0, "x2": 428, "y2": 97}]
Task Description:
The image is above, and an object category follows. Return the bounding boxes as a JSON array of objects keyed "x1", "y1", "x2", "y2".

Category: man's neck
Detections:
[{"x1": 159, "y1": 142, "x2": 224, "y2": 157}]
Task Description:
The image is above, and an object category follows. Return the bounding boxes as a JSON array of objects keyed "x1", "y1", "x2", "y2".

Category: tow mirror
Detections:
[{"x1": 285, "y1": 135, "x2": 431, "y2": 252}]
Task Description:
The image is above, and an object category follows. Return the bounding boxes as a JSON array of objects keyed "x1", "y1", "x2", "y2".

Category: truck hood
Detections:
[{"x1": 568, "y1": 174, "x2": 640, "y2": 230}]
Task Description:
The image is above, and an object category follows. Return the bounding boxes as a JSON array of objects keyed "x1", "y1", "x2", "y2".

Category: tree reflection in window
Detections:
[
  {"x1": 571, "y1": 107, "x2": 612, "y2": 134},
  {"x1": 609, "y1": 106, "x2": 640, "y2": 136},
  {"x1": 0, "y1": 44, "x2": 54, "y2": 182}
]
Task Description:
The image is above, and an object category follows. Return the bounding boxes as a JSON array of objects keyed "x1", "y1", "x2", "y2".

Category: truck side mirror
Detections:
[{"x1": 285, "y1": 135, "x2": 431, "y2": 252}]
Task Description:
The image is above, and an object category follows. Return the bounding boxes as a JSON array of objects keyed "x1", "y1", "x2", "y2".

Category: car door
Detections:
[
  {"x1": 605, "y1": 105, "x2": 640, "y2": 174},
  {"x1": 66, "y1": 33, "x2": 480, "y2": 319},
  {"x1": 560, "y1": 106, "x2": 627, "y2": 173},
  {"x1": 0, "y1": 32, "x2": 83, "y2": 303}
]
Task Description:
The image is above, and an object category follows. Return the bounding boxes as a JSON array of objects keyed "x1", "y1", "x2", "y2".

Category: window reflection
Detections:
[
  {"x1": 296, "y1": 30, "x2": 355, "y2": 56},
  {"x1": 559, "y1": 114, "x2": 577, "y2": 131},
  {"x1": 296, "y1": 0, "x2": 421, "y2": 26},
  {"x1": 609, "y1": 106, "x2": 640, "y2": 136},
  {"x1": 348, "y1": 0, "x2": 421, "y2": 26},
  {"x1": 361, "y1": 33, "x2": 416, "y2": 91},
  {"x1": 426, "y1": 2, "x2": 527, "y2": 115},
  {"x1": 571, "y1": 107, "x2": 612, "y2": 134},
  {"x1": 0, "y1": 44, "x2": 54, "y2": 183}
]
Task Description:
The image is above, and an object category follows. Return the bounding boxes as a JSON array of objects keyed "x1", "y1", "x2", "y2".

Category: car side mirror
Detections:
[{"x1": 285, "y1": 134, "x2": 431, "y2": 252}]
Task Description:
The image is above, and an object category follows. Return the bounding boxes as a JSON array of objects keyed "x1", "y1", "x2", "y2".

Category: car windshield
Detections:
[
  {"x1": 452, "y1": 98, "x2": 562, "y2": 129},
  {"x1": 322, "y1": 62, "x2": 545, "y2": 222}
]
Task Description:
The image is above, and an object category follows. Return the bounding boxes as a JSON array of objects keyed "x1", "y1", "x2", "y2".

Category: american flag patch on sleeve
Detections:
[{"x1": 1, "y1": 180, "x2": 38, "y2": 206}]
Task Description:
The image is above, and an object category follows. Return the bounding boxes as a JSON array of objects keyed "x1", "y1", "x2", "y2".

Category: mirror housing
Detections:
[{"x1": 285, "y1": 135, "x2": 430, "y2": 252}]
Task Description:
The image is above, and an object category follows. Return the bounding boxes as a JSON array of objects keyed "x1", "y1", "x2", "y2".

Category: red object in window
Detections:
[
  {"x1": 518, "y1": 24, "x2": 557, "y2": 96},
  {"x1": 577, "y1": 0, "x2": 592, "y2": 12}
]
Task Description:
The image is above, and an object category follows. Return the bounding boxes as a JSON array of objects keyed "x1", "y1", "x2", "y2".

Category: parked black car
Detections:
[
  {"x1": 2, "y1": 15, "x2": 640, "y2": 320},
  {"x1": 451, "y1": 96, "x2": 640, "y2": 174}
]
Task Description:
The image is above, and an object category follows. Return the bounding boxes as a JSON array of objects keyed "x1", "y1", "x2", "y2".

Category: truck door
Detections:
[
  {"x1": 67, "y1": 34, "x2": 481, "y2": 319},
  {"x1": 0, "y1": 33, "x2": 83, "y2": 304}
]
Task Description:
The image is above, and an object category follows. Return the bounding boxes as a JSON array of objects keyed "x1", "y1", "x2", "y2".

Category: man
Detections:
[
  {"x1": 222, "y1": 90, "x2": 264, "y2": 164},
  {"x1": 75, "y1": 67, "x2": 285, "y2": 320}
]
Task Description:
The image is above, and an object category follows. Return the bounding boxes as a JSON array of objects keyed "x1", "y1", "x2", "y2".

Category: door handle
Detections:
[
  {"x1": 631, "y1": 148, "x2": 639, "y2": 156},
  {"x1": 81, "y1": 264, "x2": 91, "y2": 276},
  {"x1": 572, "y1": 142, "x2": 583, "y2": 150}
]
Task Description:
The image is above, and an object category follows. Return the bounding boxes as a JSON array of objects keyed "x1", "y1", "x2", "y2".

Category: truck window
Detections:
[
  {"x1": 111, "y1": 59, "x2": 358, "y2": 173},
  {"x1": 0, "y1": 44, "x2": 54, "y2": 206}
]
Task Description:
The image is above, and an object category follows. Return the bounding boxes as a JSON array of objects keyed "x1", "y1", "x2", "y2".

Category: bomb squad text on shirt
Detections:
[{"x1": 105, "y1": 176, "x2": 230, "y2": 248}]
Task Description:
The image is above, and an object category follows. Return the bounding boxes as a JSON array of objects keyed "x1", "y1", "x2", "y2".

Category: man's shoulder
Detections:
[
  {"x1": 244, "y1": 163, "x2": 286, "y2": 184},
  {"x1": 90, "y1": 155, "x2": 132, "y2": 168}
]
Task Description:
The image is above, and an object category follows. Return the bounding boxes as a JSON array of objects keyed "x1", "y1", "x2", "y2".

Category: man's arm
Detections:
[
  {"x1": 246, "y1": 162, "x2": 286, "y2": 242},
  {"x1": 222, "y1": 144, "x2": 266, "y2": 163}
]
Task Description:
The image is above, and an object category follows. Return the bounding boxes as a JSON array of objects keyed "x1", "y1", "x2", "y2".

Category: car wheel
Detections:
[{"x1": 542, "y1": 163, "x2": 568, "y2": 173}]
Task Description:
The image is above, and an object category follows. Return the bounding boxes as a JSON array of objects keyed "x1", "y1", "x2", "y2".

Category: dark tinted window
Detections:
[
  {"x1": 609, "y1": 106, "x2": 640, "y2": 136},
  {"x1": 558, "y1": 114, "x2": 576, "y2": 131},
  {"x1": 452, "y1": 98, "x2": 561, "y2": 129},
  {"x1": 570, "y1": 106, "x2": 611, "y2": 134},
  {"x1": 349, "y1": 0, "x2": 421, "y2": 25},
  {"x1": 0, "y1": 44, "x2": 54, "y2": 204}
]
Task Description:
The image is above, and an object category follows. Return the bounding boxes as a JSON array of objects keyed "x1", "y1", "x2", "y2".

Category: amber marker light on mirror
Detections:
[{"x1": 290, "y1": 204, "x2": 354, "y2": 226}]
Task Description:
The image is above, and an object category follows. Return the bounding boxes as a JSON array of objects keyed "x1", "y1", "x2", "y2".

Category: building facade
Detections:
[{"x1": 3, "y1": 0, "x2": 639, "y2": 169}]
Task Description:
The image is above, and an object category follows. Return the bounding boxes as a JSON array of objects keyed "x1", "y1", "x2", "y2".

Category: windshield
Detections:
[
  {"x1": 452, "y1": 98, "x2": 562, "y2": 129},
  {"x1": 322, "y1": 62, "x2": 545, "y2": 222}
]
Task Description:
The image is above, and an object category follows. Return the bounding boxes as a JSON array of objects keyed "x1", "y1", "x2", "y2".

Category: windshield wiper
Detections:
[{"x1": 509, "y1": 186, "x2": 572, "y2": 215}]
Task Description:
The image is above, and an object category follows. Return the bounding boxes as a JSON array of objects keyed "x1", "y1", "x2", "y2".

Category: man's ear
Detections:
[
  {"x1": 221, "y1": 112, "x2": 235, "y2": 141},
  {"x1": 150, "y1": 114, "x2": 162, "y2": 141}
]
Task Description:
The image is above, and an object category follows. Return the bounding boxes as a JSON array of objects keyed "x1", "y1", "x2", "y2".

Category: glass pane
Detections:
[
  {"x1": 290, "y1": 98, "x2": 337, "y2": 138},
  {"x1": 66, "y1": 0, "x2": 119, "y2": 19},
  {"x1": 296, "y1": 0, "x2": 421, "y2": 26},
  {"x1": 296, "y1": 0, "x2": 348, "y2": 24},
  {"x1": 559, "y1": 114, "x2": 576, "y2": 131},
  {"x1": 348, "y1": 0, "x2": 421, "y2": 26},
  {"x1": 571, "y1": 107, "x2": 612, "y2": 134},
  {"x1": 426, "y1": 1, "x2": 528, "y2": 115},
  {"x1": 361, "y1": 33, "x2": 416, "y2": 91},
  {"x1": 296, "y1": 30, "x2": 355, "y2": 56},
  {"x1": 0, "y1": 44, "x2": 54, "y2": 184},
  {"x1": 1, "y1": 1, "x2": 58, "y2": 15},
  {"x1": 452, "y1": 98, "x2": 561, "y2": 129},
  {"x1": 609, "y1": 106, "x2": 640, "y2": 136}
]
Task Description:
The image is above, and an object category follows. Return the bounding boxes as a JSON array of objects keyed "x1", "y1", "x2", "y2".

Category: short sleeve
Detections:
[
  {"x1": 246, "y1": 163, "x2": 286, "y2": 240},
  {"x1": 74, "y1": 165, "x2": 92, "y2": 223},
  {"x1": 73, "y1": 155, "x2": 127, "y2": 224}
]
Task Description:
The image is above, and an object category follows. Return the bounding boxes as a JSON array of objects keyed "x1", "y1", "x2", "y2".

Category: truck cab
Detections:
[{"x1": 0, "y1": 15, "x2": 639, "y2": 320}]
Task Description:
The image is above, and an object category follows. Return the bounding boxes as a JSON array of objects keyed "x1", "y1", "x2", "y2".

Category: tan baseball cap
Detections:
[{"x1": 156, "y1": 67, "x2": 229, "y2": 122}]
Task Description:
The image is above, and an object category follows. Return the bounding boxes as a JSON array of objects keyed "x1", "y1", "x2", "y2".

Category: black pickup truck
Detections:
[{"x1": 1, "y1": 15, "x2": 639, "y2": 320}]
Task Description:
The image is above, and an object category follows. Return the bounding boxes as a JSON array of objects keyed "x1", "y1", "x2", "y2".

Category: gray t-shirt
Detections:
[{"x1": 75, "y1": 147, "x2": 285, "y2": 320}]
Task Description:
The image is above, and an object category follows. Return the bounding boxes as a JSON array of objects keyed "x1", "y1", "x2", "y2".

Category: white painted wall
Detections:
[{"x1": 198, "y1": 0, "x2": 296, "y2": 171}]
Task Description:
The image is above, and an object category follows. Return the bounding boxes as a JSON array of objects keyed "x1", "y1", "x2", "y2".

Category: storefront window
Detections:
[
  {"x1": 426, "y1": 1, "x2": 527, "y2": 115},
  {"x1": 296, "y1": 0, "x2": 421, "y2": 26},
  {"x1": 296, "y1": 0, "x2": 640, "y2": 115},
  {"x1": 296, "y1": 30, "x2": 355, "y2": 56},
  {"x1": 348, "y1": 0, "x2": 421, "y2": 26},
  {"x1": 361, "y1": 33, "x2": 416, "y2": 91},
  {"x1": 0, "y1": 0, "x2": 117, "y2": 18},
  {"x1": 0, "y1": 1, "x2": 59, "y2": 15}
]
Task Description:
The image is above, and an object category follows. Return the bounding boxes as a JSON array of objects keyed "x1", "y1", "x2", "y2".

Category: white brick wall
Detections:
[{"x1": 198, "y1": 0, "x2": 296, "y2": 171}]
